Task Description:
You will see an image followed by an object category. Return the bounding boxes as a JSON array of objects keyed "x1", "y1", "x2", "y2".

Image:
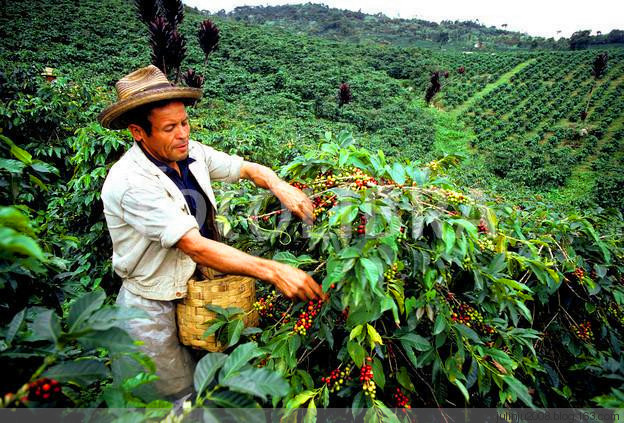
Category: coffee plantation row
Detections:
[{"x1": 1, "y1": 0, "x2": 623, "y2": 416}]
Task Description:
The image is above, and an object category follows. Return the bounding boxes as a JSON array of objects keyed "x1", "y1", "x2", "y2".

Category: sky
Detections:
[{"x1": 183, "y1": 0, "x2": 624, "y2": 39}]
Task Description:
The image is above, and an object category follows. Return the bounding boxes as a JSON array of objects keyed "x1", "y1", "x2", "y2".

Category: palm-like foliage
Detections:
[
  {"x1": 425, "y1": 71, "x2": 442, "y2": 104},
  {"x1": 134, "y1": 0, "x2": 159, "y2": 25},
  {"x1": 159, "y1": 0, "x2": 183, "y2": 27},
  {"x1": 166, "y1": 30, "x2": 186, "y2": 81},
  {"x1": 148, "y1": 16, "x2": 172, "y2": 75},
  {"x1": 182, "y1": 68, "x2": 205, "y2": 89},
  {"x1": 338, "y1": 83, "x2": 352, "y2": 107},
  {"x1": 198, "y1": 20, "x2": 220, "y2": 63}
]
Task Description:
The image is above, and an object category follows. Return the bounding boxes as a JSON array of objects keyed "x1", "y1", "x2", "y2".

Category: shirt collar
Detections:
[{"x1": 137, "y1": 142, "x2": 196, "y2": 176}]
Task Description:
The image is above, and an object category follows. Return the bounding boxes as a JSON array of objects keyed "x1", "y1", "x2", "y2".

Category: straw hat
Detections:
[{"x1": 98, "y1": 65, "x2": 202, "y2": 130}]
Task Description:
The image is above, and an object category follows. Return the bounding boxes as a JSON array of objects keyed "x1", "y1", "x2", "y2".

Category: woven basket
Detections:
[{"x1": 176, "y1": 266, "x2": 259, "y2": 351}]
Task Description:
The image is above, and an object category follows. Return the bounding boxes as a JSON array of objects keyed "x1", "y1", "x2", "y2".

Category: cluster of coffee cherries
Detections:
[
  {"x1": 340, "y1": 167, "x2": 378, "y2": 191},
  {"x1": 441, "y1": 189, "x2": 468, "y2": 205},
  {"x1": 608, "y1": 304, "x2": 624, "y2": 327},
  {"x1": 383, "y1": 261, "x2": 400, "y2": 283},
  {"x1": 312, "y1": 193, "x2": 338, "y2": 218},
  {"x1": 313, "y1": 171, "x2": 337, "y2": 190},
  {"x1": 321, "y1": 364, "x2": 352, "y2": 393},
  {"x1": 360, "y1": 357, "x2": 376, "y2": 398},
  {"x1": 571, "y1": 267, "x2": 593, "y2": 286},
  {"x1": 450, "y1": 299, "x2": 496, "y2": 336},
  {"x1": 253, "y1": 290, "x2": 279, "y2": 319},
  {"x1": 293, "y1": 299, "x2": 324, "y2": 336},
  {"x1": 29, "y1": 378, "x2": 62, "y2": 403},
  {"x1": 393, "y1": 387, "x2": 411, "y2": 410},
  {"x1": 290, "y1": 181, "x2": 309, "y2": 191},
  {"x1": 573, "y1": 321, "x2": 593, "y2": 342},
  {"x1": 355, "y1": 215, "x2": 367, "y2": 236},
  {"x1": 477, "y1": 237, "x2": 496, "y2": 253},
  {"x1": 477, "y1": 220, "x2": 488, "y2": 234}
]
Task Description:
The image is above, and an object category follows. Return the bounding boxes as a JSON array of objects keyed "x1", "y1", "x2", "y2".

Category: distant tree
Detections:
[
  {"x1": 436, "y1": 32, "x2": 449, "y2": 47},
  {"x1": 569, "y1": 30, "x2": 591, "y2": 50},
  {"x1": 198, "y1": 19, "x2": 220, "y2": 63},
  {"x1": 581, "y1": 52, "x2": 608, "y2": 121},
  {"x1": 606, "y1": 29, "x2": 624, "y2": 43},
  {"x1": 502, "y1": 23, "x2": 508, "y2": 29}
]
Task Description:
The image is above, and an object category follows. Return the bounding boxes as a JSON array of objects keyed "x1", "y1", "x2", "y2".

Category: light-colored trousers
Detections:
[{"x1": 115, "y1": 286, "x2": 196, "y2": 399}]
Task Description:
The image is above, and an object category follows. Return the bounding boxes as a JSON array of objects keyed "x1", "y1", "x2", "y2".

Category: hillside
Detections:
[
  {"x1": 219, "y1": 3, "x2": 554, "y2": 50},
  {"x1": 219, "y1": 3, "x2": 624, "y2": 52},
  {"x1": 1, "y1": 0, "x2": 622, "y2": 212}
]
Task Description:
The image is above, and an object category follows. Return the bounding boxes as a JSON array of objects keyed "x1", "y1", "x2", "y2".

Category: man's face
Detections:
[{"x1": 129, "y1": 101, "x2": 190, "y2": 165}]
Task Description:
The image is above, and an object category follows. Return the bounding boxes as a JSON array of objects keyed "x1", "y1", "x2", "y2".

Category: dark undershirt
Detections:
[{"x1": 138, "y1": 142, "x2": 220, "y2": 241}]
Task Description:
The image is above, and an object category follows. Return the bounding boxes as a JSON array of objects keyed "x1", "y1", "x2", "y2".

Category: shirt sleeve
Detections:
[
  {"x1": 201, "y1": 144, "x2": 244, "y2": 183},
  {"x1": 120, "y1": 185, "x2": 199, "y2": 249}
]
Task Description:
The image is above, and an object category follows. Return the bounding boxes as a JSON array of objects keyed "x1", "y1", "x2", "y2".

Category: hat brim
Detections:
[{"x1": 98, "y1": 86, "x2": 203, "y2": 130}]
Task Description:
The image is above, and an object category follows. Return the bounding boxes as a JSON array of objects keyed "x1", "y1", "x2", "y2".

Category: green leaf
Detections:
[
  {"x1": 31, "y1": 309, "x2": 61, "y2": 344},
  {"x1": 78, "y1": 327, "x2": 136, "y2": 353},
  {"x1": 30, "y1": 160, "x2": 59, "y2": 176},
  {"x1": 372, "y1": 357, "x2": 386, "y2": 389},
  {"x1": 366, "y1": 324, "x2": 384, "y2": 347},
  {"x1": 433, "y1": 314, "x2": 447, "y2": 335},
  {"x1": 350, "y1": 324, "x2": 363, "y2": 341},
  {"x1": 273, "y1": 251, "x2": 317, "y2": 268},
  {"x1": 455, "y1": 324, "x2": 482, "y2": 344},
  {"x1": 0, "y1": 134, "x2": 32, "y2": 164},
  {"x1": 286, "y1": 390, "x2": 315, "y2": 408},
  {"x1": 442, "y1": 222, "x2": 456, "y2": 254},
  {"x1": 347, "y1": 340, "x2": 366, "y2": 367},
  {"x1": 329, "y1": 204, "x2": 357, "y2": 226},
  {"x1": 194, "y1": 353, "x2": 227, "y2": 396},
  {"x1": 359, "y1": 257, "x2": 382, "y2": 287},
  {"x1": 221, "y1": 367, "x2": 289, "y2": 401},
  {"x1": 204, "y1": 321, "x2": 226, "y2": 337},
  {"x1": 0, "y1": 227, "x2": 44, "y2": 260},
  {"x1": 0, "y1": 158, "x2": 25, "y2": 173},
  {"x1": 453, "y1": 379, "x2": 470, "y2": 403},
  {"x1": 227, "y1": 319, "x2": 244, "y2": 347},
  {"x1": 6, "y1": 308, "x2": 26, "y2": 345},
  {"x1": 43, "y1": 359, "x2": 108, "y2": 387},
  {"x1": 208, "y1": 390, "x2": 259, "y2": 408},
  {"x1": 399, "y1": 333, "x2": 431, "y2": 351},
  {"x1": 304, "y1": 396, "x2": 317, "y2": 423},
  {"x1": 219, "y1": 342, "x2": 264, "y2": 381},
  {"x1": 503, "y1": 375, "x2": 536, "y2": 408},
  {"x1": 397, "y1": 367, "x2": 415, "y2": 392},
  {"x1": 68, "y1": 289, "x2": 106, "y2": 333}
]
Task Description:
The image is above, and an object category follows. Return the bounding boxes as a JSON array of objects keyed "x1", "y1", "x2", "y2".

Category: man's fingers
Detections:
[{"x1": 308, "y1": 276, "x2": 325, "y2": 300}]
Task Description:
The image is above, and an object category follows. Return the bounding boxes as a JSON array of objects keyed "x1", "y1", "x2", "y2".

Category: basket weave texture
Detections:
[{"x1": 176, "y1": 267, "x2": 258, "y2": 352}]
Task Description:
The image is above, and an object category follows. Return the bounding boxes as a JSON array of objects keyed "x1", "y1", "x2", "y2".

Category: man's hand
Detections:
[
  {"x1": 240, "y1": 162, "x2": 315, "y2": 225},
  {"x1": 270, "y1": 180, "x2": 315, "y2": 225},
  {"x1": 269, "y1": 261, "x2": 326, "y2": 301},
  {"x1": 176, "y1": 229, "x2": 326, "y2": 301}
]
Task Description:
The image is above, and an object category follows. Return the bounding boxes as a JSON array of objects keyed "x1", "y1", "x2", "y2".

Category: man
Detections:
[{"x1": 98, "y1": 65, "x2": 324, "y2": 400}]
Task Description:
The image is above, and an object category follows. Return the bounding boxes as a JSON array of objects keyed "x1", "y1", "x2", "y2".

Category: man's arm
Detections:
[
  {"x1": 240, "y1": 161, "x2": 315, "y2": 225},
  {"x1": 176, "y1": 228, "x2": 325, "y2": 301}
]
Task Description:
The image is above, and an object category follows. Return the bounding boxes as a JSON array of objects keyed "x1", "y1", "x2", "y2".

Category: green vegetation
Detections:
[
  {"x1": 221, "y1": 3, "x2": 623, "y2": 51},
  {"x1": 1, "y1": 0, "x2": 623, "y2": 415}
]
